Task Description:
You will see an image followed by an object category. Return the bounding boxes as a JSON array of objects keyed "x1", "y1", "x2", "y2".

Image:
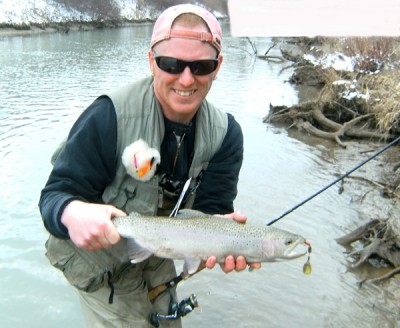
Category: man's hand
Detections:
[
  {"x1": 61, "y1": 200, "x2": 127, "y2": 251},
  {"x1": 205, "y1": 212, "x2": 262, "y2": 273}
]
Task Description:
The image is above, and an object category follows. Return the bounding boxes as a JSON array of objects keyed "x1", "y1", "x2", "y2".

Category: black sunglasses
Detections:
[{"x1": 153, "y1": 52, "x2": 219, "y2": 76}]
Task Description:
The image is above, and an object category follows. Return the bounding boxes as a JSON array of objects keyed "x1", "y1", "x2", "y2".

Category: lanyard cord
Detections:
[{"x1": 267, "y1": 135, "x2": 400, "y2": 226}]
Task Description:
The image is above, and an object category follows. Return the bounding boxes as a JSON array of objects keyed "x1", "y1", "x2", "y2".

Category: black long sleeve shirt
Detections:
[{"x1": 39, "y1": 96, "x2": 243, "y2": 239}]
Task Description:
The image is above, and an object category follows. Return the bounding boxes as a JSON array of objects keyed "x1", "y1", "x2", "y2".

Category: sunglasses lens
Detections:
[
  {"x1": 191, "y1": 60, "x2": 218, "y2": 75},
  {"x1": 155, "y1": 56, "x2": 218, "y2": 76},
  {"x1": 156, "y1": 57, "x2": 182, "y2": 74}
]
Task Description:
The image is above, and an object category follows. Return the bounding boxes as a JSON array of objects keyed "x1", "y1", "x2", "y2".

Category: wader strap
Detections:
[{"x1": 107, "y1": 271, "x2": 115, "y2": 304}]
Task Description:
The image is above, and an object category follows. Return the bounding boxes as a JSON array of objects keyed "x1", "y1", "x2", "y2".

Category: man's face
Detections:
[{"x1": 148, "y1": 23, "x2": 223, "y2": 124}]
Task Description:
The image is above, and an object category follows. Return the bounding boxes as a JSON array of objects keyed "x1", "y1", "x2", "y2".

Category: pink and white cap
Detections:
[{"x1": 150, "y1": 4, "x2": 222, "y2": 53}]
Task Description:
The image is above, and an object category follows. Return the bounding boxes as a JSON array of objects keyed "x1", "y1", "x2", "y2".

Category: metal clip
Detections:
[{"x1": 170, "y1": 177, "x2": 192, "y2": 217}]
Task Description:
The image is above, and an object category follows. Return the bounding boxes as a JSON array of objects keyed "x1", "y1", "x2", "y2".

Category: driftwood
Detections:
[
  {"x1": 244, "y1": 38, "x2": 287, "y2": 63},
  {"x1": 337, "y1": 219, "x2": 400, "y2": 285},
  {"x1": 265, "y1": 102, "x2": 394, "y2": 147}
]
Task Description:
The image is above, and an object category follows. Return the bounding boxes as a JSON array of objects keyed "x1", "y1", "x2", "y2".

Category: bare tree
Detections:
[
  {"x1": 52, "y1": 0, "x2": 228, "y2": 21},
  {"x1": 53, "y1": 0, "x2": 120, "y2": 20}
]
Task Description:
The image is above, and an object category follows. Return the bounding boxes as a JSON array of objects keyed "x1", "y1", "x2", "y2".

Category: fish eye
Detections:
[{"x1": 284, "y1": 238, "x2": 293, "y2": 246}]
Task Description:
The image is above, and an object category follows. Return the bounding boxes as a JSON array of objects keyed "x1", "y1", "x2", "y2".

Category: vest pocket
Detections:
[
  {"x1": 110, "y1": 177, "x2": 159, "y2": 215},
  {"x1": 45, "y1": 235, "x2": 131, "y2": 293},
  {"x1": 45, "y1": 236, "x2": 106, "y2": 292}
]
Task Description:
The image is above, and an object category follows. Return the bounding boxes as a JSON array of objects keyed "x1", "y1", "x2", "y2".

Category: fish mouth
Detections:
[{"x1": 283, "y1": 239, "x2": 309, "y2": 259}]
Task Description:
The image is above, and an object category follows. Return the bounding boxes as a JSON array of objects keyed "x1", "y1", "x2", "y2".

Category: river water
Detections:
[{"x1": 0, "y1": 23, "x2": 398, "y2": 327}]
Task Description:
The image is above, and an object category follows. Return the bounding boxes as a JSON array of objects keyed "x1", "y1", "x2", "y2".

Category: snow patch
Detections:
[
  {"x1": 0, "y1": 0, "x2": 157, "y2": 24},
  {"x1": 303, "y1": 52, "x2": 354, "y2": 72}
]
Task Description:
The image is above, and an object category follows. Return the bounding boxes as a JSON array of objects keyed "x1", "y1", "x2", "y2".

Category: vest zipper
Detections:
[{"x1": 172, "y1": 131, "x2": 186, "y2": 175}]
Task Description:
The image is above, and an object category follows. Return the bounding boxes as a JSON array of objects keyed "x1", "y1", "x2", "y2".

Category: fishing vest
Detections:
[
  {"x1": 45, "y1": 76, "x2": 228, "y2": 295},
  {"x1": 102, "y1": 76, "x2": 228, "y2": 215}
]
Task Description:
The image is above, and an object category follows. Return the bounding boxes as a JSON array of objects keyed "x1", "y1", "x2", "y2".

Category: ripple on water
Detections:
[{"x1": 1, "y1": 28, "x2": 398, "y2": 328}]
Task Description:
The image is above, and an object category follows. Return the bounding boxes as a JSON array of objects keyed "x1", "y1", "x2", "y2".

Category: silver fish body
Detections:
[{"x1": 113, "y1": 209, "x2": 308, "y2": 274}]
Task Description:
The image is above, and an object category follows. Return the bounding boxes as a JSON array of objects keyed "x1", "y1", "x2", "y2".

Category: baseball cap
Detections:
[{"x1": 150, "y1": 4, "x2": 222, "y2": 53}]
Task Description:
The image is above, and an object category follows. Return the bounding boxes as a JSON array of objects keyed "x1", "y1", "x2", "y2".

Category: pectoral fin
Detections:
[
  {"x1": 183, "y1": 258, "x2": 202, "y2": 275},
  {"x1": 126, "y1": 238, "x2": 153, "y2": 263}
]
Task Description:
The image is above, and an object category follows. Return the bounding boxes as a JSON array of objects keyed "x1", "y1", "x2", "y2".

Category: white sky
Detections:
[
  {"x1": 1, "y1": 0, "x2": 399, "y2": 36},
  {"x1": 228, "y1": 0, "x2": 400, "y2": 36}
]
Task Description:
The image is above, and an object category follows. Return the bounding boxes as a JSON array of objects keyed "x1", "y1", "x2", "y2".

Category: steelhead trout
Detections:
[{"x1": 113, "y1": 209, "x2": 309, "y2": 275}]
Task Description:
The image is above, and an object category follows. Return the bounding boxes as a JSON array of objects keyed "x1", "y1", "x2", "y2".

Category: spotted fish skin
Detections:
[{"x1": 112, "y1": 209, "x2": 308, "y2": 274}]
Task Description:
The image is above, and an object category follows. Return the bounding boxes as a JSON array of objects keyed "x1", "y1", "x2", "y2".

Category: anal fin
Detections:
[
  {"x1": 183, "y1": 258, "x2": 202, "y2": 275},
  {"x1": 126, "y1": 238, "x2": 153, "y2": 263}
]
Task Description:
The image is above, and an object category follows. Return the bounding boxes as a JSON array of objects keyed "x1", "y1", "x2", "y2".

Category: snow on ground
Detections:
[
  {"x1": 0, "y1": 0, "x2": 91, "y2": 24},
  {"x1": 303, "y1": 52, "x2": 354, "y2": 72},
  {"x1": 303, "y1": 52, "x2": 370, "y2": 101},
  {"x1": 114, "y1": 0, "x2": 153, "y2": 21},
  {"x1": 0, "y1": 0, "x2": 224, "y2": 25},
  {"x1": 0, "y1": 0, "x2": 154, "y2": 24}
]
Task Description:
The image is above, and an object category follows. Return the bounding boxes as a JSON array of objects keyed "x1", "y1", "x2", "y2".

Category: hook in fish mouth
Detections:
[
  {"x1": 283, "y1": 239, "x2": 310, "y2": 259},
  {"x1": 305, "y1": 241, "x2": 312, "y2": 254}
]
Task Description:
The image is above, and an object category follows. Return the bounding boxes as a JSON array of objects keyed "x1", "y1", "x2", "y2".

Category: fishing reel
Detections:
[{"x1": 149, "y1": 293, "x2": 199, "y2": 327}]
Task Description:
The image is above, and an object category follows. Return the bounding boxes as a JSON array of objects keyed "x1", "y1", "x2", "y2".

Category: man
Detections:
[{"x1": 39, "y1": 4, "x2": 260, "y2": 327}]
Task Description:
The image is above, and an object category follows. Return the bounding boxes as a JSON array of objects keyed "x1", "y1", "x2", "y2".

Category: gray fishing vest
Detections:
[
  {"x1": 45, "y1": 76, "x2": 228, "y2": 294},
  {"x1": 102, "y1": 76, "x2": 228, "y2": 214}
]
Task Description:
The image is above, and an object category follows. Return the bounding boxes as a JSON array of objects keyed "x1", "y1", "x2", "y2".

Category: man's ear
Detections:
[{"x1": 148, "y1": 50, "x2": 155, "y2": 75}]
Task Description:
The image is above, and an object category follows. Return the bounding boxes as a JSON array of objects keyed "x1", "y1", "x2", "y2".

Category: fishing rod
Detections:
[
  {"x1": 148, "y1": 136, "x2": 399, "y2": 320},
  {"x1": 267, "y1": 135, "x2": 400, "y2": 226}
]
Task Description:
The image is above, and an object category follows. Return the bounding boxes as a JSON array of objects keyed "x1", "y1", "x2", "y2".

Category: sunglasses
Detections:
[{"x1": 153, "y1": 52, "x2": 219, "y2": 76}]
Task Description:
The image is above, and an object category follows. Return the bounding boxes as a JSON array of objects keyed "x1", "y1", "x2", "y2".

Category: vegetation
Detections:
[
  {"x1": 265, "y1": 36, "x2": 400, "y2": 286},
  {"x1": 53, "y1": 0, "x2": 121, "y2": 21},
  {"x1": 0, "y1": 0, "x2": 229, "y2": 34},
  {"x1": 51, "y1": 0, "x2": 228, "y2": 21},
  {"x1": 266, "y1": 37, "x2": 400, "y2": 144}
]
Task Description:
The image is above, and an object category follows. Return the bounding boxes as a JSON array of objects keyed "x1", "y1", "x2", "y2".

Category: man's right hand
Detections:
[{"x1": 61, "y1": 200, "x2": 127, "y2": 251}]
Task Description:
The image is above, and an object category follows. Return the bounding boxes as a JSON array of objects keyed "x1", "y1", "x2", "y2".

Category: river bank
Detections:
[
  {"x1": 269, "y1": 36, "x2": 400, "y2": 289},
  {"x1": 0, "y1": 20, "x2": 150, "y2": 37}
]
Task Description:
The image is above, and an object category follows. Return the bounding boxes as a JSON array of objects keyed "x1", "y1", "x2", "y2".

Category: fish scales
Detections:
[{"x1": 112, "y1": 209, "x2": 308, "y2": 275}]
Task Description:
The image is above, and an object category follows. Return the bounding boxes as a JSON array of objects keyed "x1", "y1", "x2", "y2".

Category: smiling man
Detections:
[
  {"x1": 149, "y1": 11, "x2": 222, "y2": 125},
  {"x1": 39, "y1": 4, "x2": 259, "y2": 327}
]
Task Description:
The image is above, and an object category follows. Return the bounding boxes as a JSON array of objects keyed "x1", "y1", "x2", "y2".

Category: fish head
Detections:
[{"x1": 262, "y1": 229, "x2": 309, "y2": 261}]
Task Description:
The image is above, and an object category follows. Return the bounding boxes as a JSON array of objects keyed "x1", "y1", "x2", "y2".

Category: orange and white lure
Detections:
[{"x1": 122, "y1": 139, "x2": 161, "y2": 182}]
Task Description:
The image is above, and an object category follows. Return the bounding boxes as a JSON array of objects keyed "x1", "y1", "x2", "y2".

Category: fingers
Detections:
[
  {"x1": 104, "y1": 225, "x2": 121, "y2": 245},
  {"x1": 220, "y1": 255, "x2": 246, "y2": 273},
  {"x1": 90, "y1": 225, "x2": 118, "y2": 250},
  {"x1": 206, "y1": 255, "x2": 262, "y2": 273},
  {"x1": 205, "y1": 256, "x2": 217, "y2": 269},
  {"x1": 221, "y1": 255, "x2": 236, "y2": 273},
  {"x1": 234, "y1": 256, "x2": 247, "y2": 271},
  {"x1": 248, "y1": 262, "x2": 262, "y2": 271},
  {"x1": 62, "y1": 201, "x2": 126, "y2": 251},
  {"x1": 109, "y1": 206, "x2": 127, "y2": 218},
  {"x1": 76, "y1": 221, "x2": 119, "y2": 251},
  {"x1": 220, "y1": 211, "x2": 247, "y2": 223}
]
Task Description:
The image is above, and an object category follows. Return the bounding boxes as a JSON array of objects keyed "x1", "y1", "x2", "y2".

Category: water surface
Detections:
[{"x1": 0, "y1": 24, "x2": 397, "y2": 327}]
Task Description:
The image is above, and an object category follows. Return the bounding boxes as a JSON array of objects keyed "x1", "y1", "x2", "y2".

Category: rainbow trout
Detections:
[{"x1": 113, "y1": 209, "x2": 309, "y2": 275}]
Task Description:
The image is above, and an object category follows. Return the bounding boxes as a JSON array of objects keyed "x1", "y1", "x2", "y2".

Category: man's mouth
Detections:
[{"x1": 174, "y1": 89, "x2": 195, "y2": 97}]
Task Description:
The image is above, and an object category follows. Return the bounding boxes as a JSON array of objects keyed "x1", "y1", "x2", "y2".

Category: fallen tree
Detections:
[{"x1": 265, "y1": 102, "x2": 393, "y2": 148}]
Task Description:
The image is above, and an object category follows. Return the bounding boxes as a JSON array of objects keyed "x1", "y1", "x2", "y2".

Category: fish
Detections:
[{"x1": 112, "y1": 209, "x2": 309, "y2": 275}]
